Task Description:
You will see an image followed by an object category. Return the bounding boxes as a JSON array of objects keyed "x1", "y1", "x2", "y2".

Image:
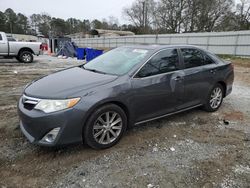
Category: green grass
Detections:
[
  {"x1": 217, "y1": 54, "x2": 250, "y2": 61},
  {"x1": 216, "y1": 54, "x2": 250, "y2": 66}
]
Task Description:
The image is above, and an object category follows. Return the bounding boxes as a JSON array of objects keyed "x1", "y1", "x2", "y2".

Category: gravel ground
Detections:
[{"x1": 0, "y1": 55, "x2": 249, "y2": 188}]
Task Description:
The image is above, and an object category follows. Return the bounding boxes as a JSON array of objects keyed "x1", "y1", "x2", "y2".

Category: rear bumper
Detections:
[
  {"x1": 225, "y1": 83, "x2": 233, "y2": 96},
  {"x1": 36, "y1": 51, "x2": 41, "y2": 56},
  {"x1": 18, "y1": 98, "x2": 86, "y2": 146},
  {"x1": 225, "y1": 69, "x2": 234, "y2": 97}
]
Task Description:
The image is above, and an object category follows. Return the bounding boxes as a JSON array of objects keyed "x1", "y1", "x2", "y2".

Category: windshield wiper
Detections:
[{"x1": 82, "y1": 65, "x2": 106, "y2": 74}]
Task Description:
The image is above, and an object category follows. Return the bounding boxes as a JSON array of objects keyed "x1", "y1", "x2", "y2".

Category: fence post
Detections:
[
  {"x1": 234, "y1": 34, "x2": 240, "y2": 56},
  {"x1": 102, "y1": 37, "x2": 104, "y2": 48},
  {"x1": 207, "y1": 35, "x2": 210, "y2": 50}
]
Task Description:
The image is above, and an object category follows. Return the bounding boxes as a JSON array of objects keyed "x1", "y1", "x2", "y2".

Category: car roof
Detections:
[{"x1": 123, "y1": 44, "x2": 201, "y2": 51}]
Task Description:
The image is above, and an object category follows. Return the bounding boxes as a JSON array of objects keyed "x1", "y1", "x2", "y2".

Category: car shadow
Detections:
[{"x1": 32, "y1": 107, "x2": 205, "y2": 155}]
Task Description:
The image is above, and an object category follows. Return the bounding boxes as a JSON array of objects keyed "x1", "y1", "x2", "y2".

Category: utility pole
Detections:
[
  {"x1": 145, "y1": 3, "x2": 148, "y2": 29},
  {"x1": 142, "y1": 1, "x2": 145, "y2": 28},
  {"x1": 142, "y1": 0, "x2": 148, "y2": 33},
  {"x1": 10, "y1": 22, "x2": 13, "y2": 34}
]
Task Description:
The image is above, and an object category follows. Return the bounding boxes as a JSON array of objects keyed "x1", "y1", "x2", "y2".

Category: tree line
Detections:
[
  {"x1": 0, "y1": 8, "x2": 134, "y2": 37},
  {"x1": 123, "y1": 0, "x2": 250, "y2": 34},
  {"x1": 0, "y1": 0, "x2": 249, "y2": 37}
]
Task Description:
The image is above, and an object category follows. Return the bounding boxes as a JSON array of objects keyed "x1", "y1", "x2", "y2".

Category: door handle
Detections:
[
  {"x1": 173, "y1": 76, "x2": 183, "y2": 81},
  {"x1": 210, "y1": 69, "x2": 217, "y2": 74}
]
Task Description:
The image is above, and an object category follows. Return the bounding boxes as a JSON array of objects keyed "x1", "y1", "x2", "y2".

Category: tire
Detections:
[
  {"x1": 15, "y1": 56, "x2": 22, "y2": 62},
  {"x1": 83, "y1": 104, "x2": 127, "y2": 149},
  {"x1": 19, "y1": 51, "x2": 33, "y2": 63},
  {"x1": 203, "y1": 83, "x2": 224, "y2": 112}
]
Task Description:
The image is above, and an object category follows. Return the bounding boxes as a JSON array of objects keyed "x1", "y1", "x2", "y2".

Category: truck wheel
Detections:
[{"x1": 19, "y1": 51, "x2": 33, "y2": 63}]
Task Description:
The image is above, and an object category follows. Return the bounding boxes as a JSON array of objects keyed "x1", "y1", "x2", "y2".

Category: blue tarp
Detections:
[
  {"x1": 86, "y1": 48, "x2": 103, "y2": 62},
  {"x1": 77, "y1": 48, "x2": 85, "y2": 60},
  {"x1": 56, "y1": 42, "x2": 78, "y2": 57}
]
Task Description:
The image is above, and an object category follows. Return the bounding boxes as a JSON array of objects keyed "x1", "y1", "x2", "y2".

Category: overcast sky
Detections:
[{"x1": 0, "y1": 0, "x2": 135, "y2": 23}]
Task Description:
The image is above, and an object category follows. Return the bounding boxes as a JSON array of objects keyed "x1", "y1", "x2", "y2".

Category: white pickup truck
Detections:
[{"x1": 0, "y1": 32, "x2": 42, "y2": 63}]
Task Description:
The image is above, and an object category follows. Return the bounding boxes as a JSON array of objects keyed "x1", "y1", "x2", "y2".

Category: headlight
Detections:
[{"x1": 34, "y1": 98, "x2": 80, "y2": 113}]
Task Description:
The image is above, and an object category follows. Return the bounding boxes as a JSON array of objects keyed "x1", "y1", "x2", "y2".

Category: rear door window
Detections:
[
  {"x1": 0, "y1": 34, "x2": 2, "y2": 41},
  {"x1": 181, "y1": 48, "x2": 215, "y2": 69}
]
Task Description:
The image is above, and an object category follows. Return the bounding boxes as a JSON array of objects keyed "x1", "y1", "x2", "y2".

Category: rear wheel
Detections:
[
  {"x1": 83, "y1": 104, "x2": 127, "y2": 149},
  {"x1": 19, "y1": 51, "x2": 33, "y2": 63},
  {"x1": 203, "y1": 83, "x2": 224, "y2": 112}
]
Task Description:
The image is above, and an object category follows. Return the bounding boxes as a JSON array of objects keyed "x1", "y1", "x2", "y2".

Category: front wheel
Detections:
[
  {"x1": 19, "y1": 51, "x2": 33, "y2": 63},
  {"x1": 203, "y1": 83, "x2": 224, "y2": 112},
  {"x1": 83, "y1": 104, "x2": 127, "y2": 149}
]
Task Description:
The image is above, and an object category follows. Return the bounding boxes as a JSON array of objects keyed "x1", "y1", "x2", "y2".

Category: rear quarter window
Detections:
[
  {"x1": 206, "y1": 52, "x2": 221, "y2": 64},
  {"x1": 203, "y1": 53, "x2": 215, "y2": 65},
  {"x1": 181, "y1": 48, "x2": 204, "y2": 68},
  {"x1": 181, "y1": 48, "x2": 216, "y2": 68}
]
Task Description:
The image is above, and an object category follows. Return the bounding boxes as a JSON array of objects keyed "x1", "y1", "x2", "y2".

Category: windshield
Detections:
[{"x1": 83, "y1": 47, "x2": 150, "y2": 75}]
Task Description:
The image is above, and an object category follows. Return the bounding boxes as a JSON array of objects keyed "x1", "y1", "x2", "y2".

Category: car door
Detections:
[
  {"x1": 178, "y1": 48, "x2": 218, "y2": 109},
  {"x1": 130, "y1": 48, "x2": 185, "y2": 123},
  {"x1": 0, "y1": 33, "x2": 8, "y2": 55}
]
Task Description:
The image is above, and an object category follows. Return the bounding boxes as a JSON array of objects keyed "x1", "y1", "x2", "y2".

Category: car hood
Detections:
[{"x1": 24, "y1": 67, "x2": 118, "y2": 98}]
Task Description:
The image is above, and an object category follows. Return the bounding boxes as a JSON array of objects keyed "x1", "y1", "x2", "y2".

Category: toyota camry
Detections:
[{"x1": 18, "y1": 45, "x2": 234, "y2": 149}]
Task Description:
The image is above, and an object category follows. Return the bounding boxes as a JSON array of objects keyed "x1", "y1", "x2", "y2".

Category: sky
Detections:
[{"x1": 0, "y1": 0, "x2": 135, "y2": 23}]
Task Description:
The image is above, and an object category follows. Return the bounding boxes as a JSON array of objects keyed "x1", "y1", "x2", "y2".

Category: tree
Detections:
[
  {"x1": 0, "y1": 11, "x2": 7, "y2": 32},
  {"x1": 82, "y1": 19, "x2": 91, "y2": 32},
  {"x1": 91, "y1": 19, "x2": 103, "y2": 29},
  {"x1": 38, "y1": 13, "x2": 51, "y2": 37},
  {"x1": 154, "y1": 0, "x2": 187, "y2": 33},
  {"x1": 67, "y1": 18, "x2": 80, "y2": 33},
  {"x1": 50, "y1": 18, "x2": 68, "y2": 36},
  {"x1": 194, "y1": 0, "x2": 233, "y2": 32},
  {"x1": 123, "y1": 0, "x2": 156, "y2": 34},
  {"x1": 5, "y1": 8, "x2": 17, "y2": 33},
  {"x1": 182, "y1": 0, "x2": 233, "y2": 32},
  {"x1": 214, "y1": 11, "x2": 238, "y2": 31},
  {"x1": 235, "y1": 0, "x2": 250, "y2": 30},
  {"x1": 16, "y1": 13, "x2": 29, "y2": 34},
  {"x1": 30, "y1": 14, "x2": 41, "y2": 33},
  {"x1": 124, "y1": 0, "x2": 236, "y2": 33},
  {"x1": 108, "y1": 16, "x2": 120, "y2": 30}
]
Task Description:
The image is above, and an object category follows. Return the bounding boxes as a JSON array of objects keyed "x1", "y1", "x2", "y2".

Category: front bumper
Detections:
[{"x1": 18, "y1": 98, "x2": 86, "y2": 146}]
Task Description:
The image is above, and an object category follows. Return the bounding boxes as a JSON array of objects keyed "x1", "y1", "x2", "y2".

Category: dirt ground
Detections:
[{"x1": 0, "y1": 55, "x2": 250, "y2": 188}]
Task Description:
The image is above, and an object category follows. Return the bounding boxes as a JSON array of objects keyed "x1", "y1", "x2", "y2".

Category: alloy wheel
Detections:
[
  {"x1": 93, "y1": 111, "x2": 123, "y2": 145},
  {"x1": 209, "y1": 87, "x2": 223, "y2": 109},
  {"x1": 22, "y1": 53, "x2": 31, "y2": 63}
]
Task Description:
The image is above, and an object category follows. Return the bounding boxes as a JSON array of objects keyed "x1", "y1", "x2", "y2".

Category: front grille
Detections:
[{"x1": 22, "y1": 95, "x2": 40, "y2": 110}]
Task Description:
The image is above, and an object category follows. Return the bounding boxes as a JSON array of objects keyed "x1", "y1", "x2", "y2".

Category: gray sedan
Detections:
[{"x1": 18, "y1": 45, "x2": 234, "y2": 149}]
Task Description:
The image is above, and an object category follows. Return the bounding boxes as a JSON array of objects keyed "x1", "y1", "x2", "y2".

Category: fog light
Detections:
[{"x1": 41, "y1": 128, "x2": 60, "y2": 143}]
